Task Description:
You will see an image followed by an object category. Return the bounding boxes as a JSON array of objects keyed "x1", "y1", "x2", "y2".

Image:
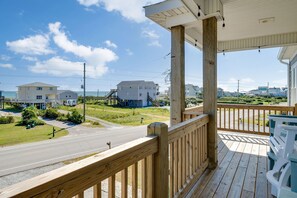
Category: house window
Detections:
[
  {"x1": 49, "y1": 87, "x2": 53, "y2": 91},
  {"x1": 139, "y1": 86, "x2": 142, "y2": 89},
  {"x1": 36, "y1": 87, "x2": 42, "y2": 90},
  {"x1": 36, "y1": 95, "x2": 42, "y2": 99},
  {"x1": 140, "y1": 93, "x2": 142, "y2": 97}
]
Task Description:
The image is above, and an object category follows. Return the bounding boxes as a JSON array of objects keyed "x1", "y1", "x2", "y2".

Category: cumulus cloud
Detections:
[
  {"x1": 36, "y1": 22, "x2": 118, "y2": 77},
  {"x1": 104, "y1": 40, "x2": 117, "y2": 48},
  {"x1": 0, "y1": 55, "x2": 11, "y2": 61},
  {"x1": 22, "y1": 56, "x2": 38, "y2": 62},
  {"x1": 29, "y1": 57, "x2": 107, "y2": 78},
  {"x1": 6, "y1": 35, "x2": 54, "y2": 55},
  {"x1": 142, "y1": 29, "x2": 161, "y2": 47},
  {"x1": 77, "y1": 0, "x2": 160, "y2": 23},
  {"x1": 0, "y1": 63, "x2": 15, "y2": 69}
]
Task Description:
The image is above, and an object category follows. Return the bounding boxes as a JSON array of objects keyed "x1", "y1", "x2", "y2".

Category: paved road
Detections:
[{"x1": 0, "y1": 125, "x2": 148, "y2": 176}]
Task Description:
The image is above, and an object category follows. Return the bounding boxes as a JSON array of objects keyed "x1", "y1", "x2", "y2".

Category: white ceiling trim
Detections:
[{"x1": 218, "y1": 32, "x2": 297, "y2": 52}]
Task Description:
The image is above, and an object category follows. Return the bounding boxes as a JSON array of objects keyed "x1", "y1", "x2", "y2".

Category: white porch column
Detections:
[
  {"x1": 170, "y1": 25, "x2": 185, "y2": 126},
  {"x1": 203, "y1": 17, "x2": 218, "y2": 169}
]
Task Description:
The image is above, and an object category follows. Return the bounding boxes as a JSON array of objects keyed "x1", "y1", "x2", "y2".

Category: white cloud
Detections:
[
  {"x1": 77, "y1": 0, "x2": 99, "y2": 7},
  {"x1": 142, "y1": 29, "x2": 162, "y2": 47},
  {"x1": 77, "y1": 0, "x2": 160, "y2": 23},
  {"x1": 0, "y1": 63, "x2": 15, "y2": 69},
  {"x1": 6, "y1": 34, "x2": 54, "y2": 55},
  {"x1": 46, "y1": 22, "x2": 117, "y2": 77},
  {"x1": 126, "y1": 48, "x2": 133, "y2": 56},
  {"x1": 29, "y1": 57, "x2": 106, "y2": 78},
  {"x1": 0, "y1": 55, "x2": 11, "y2": 61},
  {"x1": 142, "y1": 29, "x2": 159, "y2": 39},
  {"x1": 104, "y1": 40, "x2": 117, "y2": 48},
  {"x1": 148, "y1": 40, "x2": 161, "y2": 47},
  {"x1": 241, "y1": 78, "x2": 255, "y2": 83},
  {"x1": 22, "y1": 56, "x2": 38, "y2": 62}
]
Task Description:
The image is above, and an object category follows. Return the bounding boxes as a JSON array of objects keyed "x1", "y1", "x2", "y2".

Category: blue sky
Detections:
[{"x1": 0, "y1": 0, "x2": 287, "y2": 92}]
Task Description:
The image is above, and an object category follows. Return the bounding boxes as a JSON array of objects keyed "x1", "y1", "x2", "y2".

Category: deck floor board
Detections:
[{"x1": 189, "y1": 131, "x2": 271, "y2": 198}]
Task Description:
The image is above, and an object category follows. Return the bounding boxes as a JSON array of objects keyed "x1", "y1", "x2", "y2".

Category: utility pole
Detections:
[
  {"x1": 237, "y1": 80, "x2": 240, "y2": 103},
  {"x1": 83, "y1": 63, "x2": 86, "y2": 122},
  {"x1": 97, "y1": 89, "x2": 99, "y2": 97}
]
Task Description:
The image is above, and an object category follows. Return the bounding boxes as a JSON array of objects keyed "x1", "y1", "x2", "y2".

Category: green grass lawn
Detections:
[
  {"x1": 59, "y1": 104, "x2": 169, "y2": 126},
  {"x1": 0, "y1": 118, "x2": 68, "y2": 146}
]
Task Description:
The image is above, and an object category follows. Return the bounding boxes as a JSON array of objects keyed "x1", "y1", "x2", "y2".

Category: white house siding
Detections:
[
  {"x1": 117, "y1": 81, "x2": 158, "y2": 107},
  {"x1": 56, "y1": 90, "x2": 78, "y2": 105},
  {"x1": 290, "y1": 54, "x2": 297, "y2": 105},
  {"x1": 17, "y1": 86, "x2": 57, "y2": 104}
]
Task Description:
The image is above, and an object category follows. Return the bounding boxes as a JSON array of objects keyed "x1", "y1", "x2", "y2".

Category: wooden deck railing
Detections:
[
  {"x1": 0, "y1": 137, "x2": 158, "y2": 198},
  {"x1": 168, "y1": 114, "x2": 209, "y2": 197},
  {"x1": 0, "y1": 115, "x2": 209, "y2": 198},
  {"x1": 217, "y1": 104, "x2": 295, "y2": 135},
  {"x1": 183, "y1": 104, "x2": 296, "y2": 135}
]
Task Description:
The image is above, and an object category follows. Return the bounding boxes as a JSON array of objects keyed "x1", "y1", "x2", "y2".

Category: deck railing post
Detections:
[
  {"x1": 147, "y1": 122, "x2": 169, "y2": 198},
  {"x1": 294, "y1": 103, "x2": 297, "y2": 115}
]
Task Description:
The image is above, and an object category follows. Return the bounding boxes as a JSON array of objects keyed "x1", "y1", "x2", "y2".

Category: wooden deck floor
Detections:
[{"x1": 189, "y1": 131, "x2": 273, "y2": 198}]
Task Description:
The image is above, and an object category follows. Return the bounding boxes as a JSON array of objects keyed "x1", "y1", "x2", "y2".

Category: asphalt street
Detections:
[{"x1": 0, "y1": 125, "x2": 148, "y2": 176}]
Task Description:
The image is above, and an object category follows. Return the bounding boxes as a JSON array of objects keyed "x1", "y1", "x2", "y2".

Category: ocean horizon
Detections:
[{"x1": 1, "y1": 91, "x2": 109, "y2": 99}]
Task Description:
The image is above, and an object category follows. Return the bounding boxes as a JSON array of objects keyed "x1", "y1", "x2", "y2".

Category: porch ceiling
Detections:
[{"x1": 144, "y1": 0, "x2": 297, "y2": 52}]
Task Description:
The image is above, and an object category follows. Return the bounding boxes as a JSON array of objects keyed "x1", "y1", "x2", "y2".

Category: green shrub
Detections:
[
  {"x1": 44, "y1": 108, "x2": 59, "y2": 119},
  {"x1": 0, "y1": 116, "x2": 15, "y2": 124},
  {"x1": 56, "y1": 115, "x2": 68, "y2": 122},
  {"x1": 68, "y1": 109, "x2": 83, "y2": 124}
]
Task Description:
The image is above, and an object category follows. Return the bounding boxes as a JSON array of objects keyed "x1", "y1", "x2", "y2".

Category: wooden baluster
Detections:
[
  {"x1": 233, "y1": 108, "x2": 235, "y2": 129},
  {"x1": 237, "y1": 108, "x2": 240, "y2": 130},
  {"x1": 228, "y1": 108, "x2": 231, "y2": 129},
  {"x1": 263, "y1": 110, "x2": 266, "y2": 133},
  {"x1": 186, "y1": 134, "x2": 189, "y2": 181},
  {"x1": 253, "y1": 109, "x2": 255, "y2": 132},
  {"x1": 224, "y1": 108, "x2": 226, "y2": 129},
  {"x1": 169, "y1": 143, "x2": 174, "y2": 198},
  {"x1": 132, "y1": 163, "x2": 138, "y2": 198},
  {"x1": 121, "y1": 168, "x2": 128, "y2": 198},
  {"x1": 190, "y1": 131, "x2": 193, "y2": 177},
  {"x1": 146, "y1": 155, "x2": 153, "y2": 198},
  {"x1": 75, "y1": 192, "x2": 84, "y2": 198},
  {"x1": 243, "y1": 108, "x2": 245, "y2": 131},
  {"x1": 258, "y1": 109, "x2": 260, "y2": 133},
  {"x1": 108, "y1": 175, "x2": 115, "y2": 198},
  {"x1": 182, "y1": 136, "x2": 186, "y2": 186},
  {"x1": 93, "y1": 183, "x2": 101, "y2": 198},
  {"x1": 174, "y1": 140, "x2": 178, "y2": 195},
  {"x1": 219, "y1": 107, "x2": 221, "y2": 128},
  {"x1": 248, "y1": 108, "x2": 250, "y2": 132}
]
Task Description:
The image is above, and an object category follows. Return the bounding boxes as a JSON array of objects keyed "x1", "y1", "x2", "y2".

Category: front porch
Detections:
[{"x1": 190, "y1": 131, "x2": 270, "y2": 198}]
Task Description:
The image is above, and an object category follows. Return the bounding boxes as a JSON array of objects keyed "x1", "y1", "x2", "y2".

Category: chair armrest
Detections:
[{"x1": 278, "y1": 187, "x2": 297, "y2": 198}]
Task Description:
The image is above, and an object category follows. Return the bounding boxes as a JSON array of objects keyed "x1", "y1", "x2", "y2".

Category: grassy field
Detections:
[
  {"x1": 59, "y1": 104, "x2": 170, "y2": 126},
  {"x1": 0, "y1": 117, "x2": 68, "y2": 146}
]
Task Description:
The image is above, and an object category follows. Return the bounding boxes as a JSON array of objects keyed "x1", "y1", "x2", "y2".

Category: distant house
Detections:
[
  {"x1": 16, "y1": 82, "x2": 58, "y2": 109},
  {"x1": 248, "y1": 86, "x2": 286, "y2": 97},
  {"x1": 56, "y1": 90, "x2": 78, "y2": 106},
  {"x1": 117, "y1": 81, "x2": 159, "y2": 107},
  {"x1": 185, "y1": 84, "x2": 201, "y2": 98}
]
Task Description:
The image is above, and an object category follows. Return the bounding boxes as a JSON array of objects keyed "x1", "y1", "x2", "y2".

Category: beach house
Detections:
[{"x1": 117, "y1": 81, "x2": 159, "y2": 107}]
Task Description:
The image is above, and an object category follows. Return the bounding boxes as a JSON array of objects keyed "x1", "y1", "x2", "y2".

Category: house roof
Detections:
[
  {"x1": 278, "y1": 46, "x2": 297, "y2": 61},
  {"x1": 57, "y1": 90, "x2": 77, "y2": 94},
  {"x1": 145, "y1": 0, "x2": 297, "y2": 52},
  {"x1": 117, "y1": 80, "x2": 156, "y2": 86},
  {"x1": 17, "y1": 82, "x2": 58, "y2": 87}
]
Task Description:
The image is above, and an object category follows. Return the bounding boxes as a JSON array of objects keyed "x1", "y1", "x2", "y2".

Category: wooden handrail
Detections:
[
  {"x1": 217, "y1": 104, "x2": 294, "y2": 111},
  {"x1": 183, "y1": 104, "x2": 295, "y2": 135},
  {"x1": 169, "y1": 114, "x2": 209, "y2": 144},
  {"x1": 0, "y1": 137, "x2": 158, "y2": 198}
]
